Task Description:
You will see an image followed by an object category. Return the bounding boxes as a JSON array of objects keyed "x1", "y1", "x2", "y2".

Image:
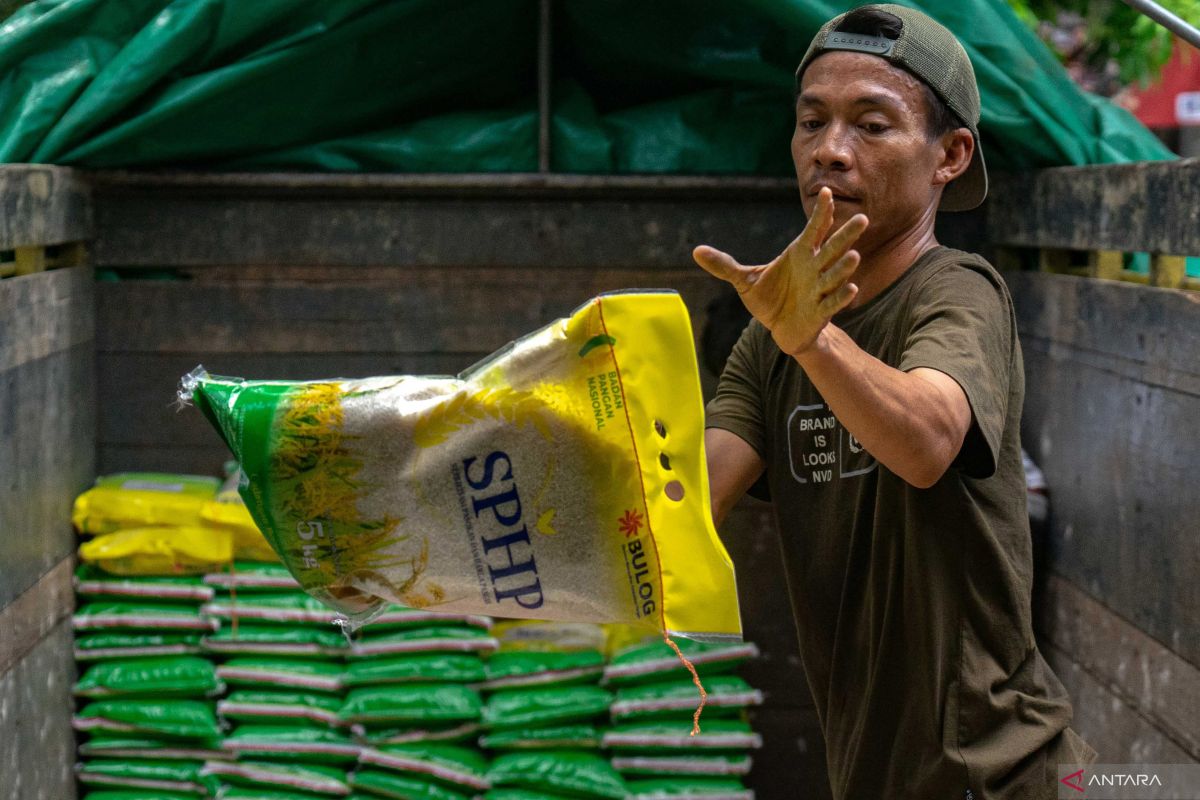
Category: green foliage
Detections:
[{"x1": 1008, "y1": 0, "x2": 1199, "y2": 87}]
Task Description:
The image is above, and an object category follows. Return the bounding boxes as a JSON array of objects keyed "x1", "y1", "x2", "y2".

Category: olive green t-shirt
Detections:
[{"x1": 706, "y1": 246, "x2": 1094, "y2": 799}]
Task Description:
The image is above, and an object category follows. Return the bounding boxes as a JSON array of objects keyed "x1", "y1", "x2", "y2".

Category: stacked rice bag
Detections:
[
  {"x1": 72, "y1": 472, "x2": 234, "y2": 798},
  {"x1": 478, "y1": 622, "x2": 626, "y2": 800},
  {"x1": 71, "y1": 470, "x2": 290, "y2": 799},
  {"x1": 342, "y1": 608, "x2": 497, "y2": 799},
  {"x1": 602, "y1": 630, "x2": 764, "y2": 800}
]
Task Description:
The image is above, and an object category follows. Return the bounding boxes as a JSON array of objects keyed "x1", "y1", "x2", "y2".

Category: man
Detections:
[{"x1": 695, "y1": 5, "x2": 1097, "y2": 799}]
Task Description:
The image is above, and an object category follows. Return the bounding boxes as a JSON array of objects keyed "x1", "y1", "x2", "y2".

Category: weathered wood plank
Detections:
[
  {"x1": 94, "y1": 268, "x2": 726, "y2": 357},
  {"x1": 1010, "y1": 274, "x2": 1200, "y2": 668},
  {"x1": 0, "y1": 164, "x2": 92, "y2": 250},
  {"x1": 1043, "y1": 642, "x2": 1198, "y2": 765},
  {"x1": 86, "y1": 170, "x2": 800, "y2": 200},
  {"x1": 0, "y1": 268, "x2": 95, "y2": 607},
  {"x1": 90, "y1": 194, "x2": 807, "y2": 269},
  {"x1": 989, "y1": 160, "x2": 1200, "y2": 255},
  {"x1": 0, "y1": 557, "x2": 74, "y2": 678},
  {"x1": 98, "y1": 443, "x2": 235, "y2": 478},
  {"x1": 0, "y1": 619, "x2": 77, "y2": 800},
  {"x1": 0, "y1": 267, "x2": 94, "y2": 373},
  {"x1": 1037, "y1": 574, "x2": 1200, "y2": 758}
]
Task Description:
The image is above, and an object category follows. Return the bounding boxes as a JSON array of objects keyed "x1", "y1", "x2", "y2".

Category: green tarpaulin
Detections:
[{"x1": 0, "y1": 0, "x2": 1174, "y2": 173}]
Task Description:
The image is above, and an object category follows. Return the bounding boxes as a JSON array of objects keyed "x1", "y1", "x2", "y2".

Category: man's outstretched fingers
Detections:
[
  {"x1": 692, "y1": 245, "x2": 745, "y2": 285},
  {"x1": 798, "y1": 187, "x2": 836, "y2": 250},
  {"x1": 817, "y1": 250, "x2": 860, "y2": 297},
  {"x1": 818, "y1": 213, "x2": 869, "y2": 268},
  {"x1": 819, "y1": 282, "x2": 858, "y2": 316}
]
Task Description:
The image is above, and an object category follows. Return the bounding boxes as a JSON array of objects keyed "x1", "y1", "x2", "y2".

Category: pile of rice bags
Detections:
[
  {"x1": 72, "y1": 472, "x2": 235, "y2": 798},
  {"x1": 72, "y1": 472, "x2": 767, "y2": 800},
  {"x1": 602, "y1": 629, "x2": 764, "y2": 800}
]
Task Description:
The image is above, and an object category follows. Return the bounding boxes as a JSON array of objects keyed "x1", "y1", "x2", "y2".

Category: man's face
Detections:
[{"x1": 792, "y1": 51, "x2": 954, "y2": 252}]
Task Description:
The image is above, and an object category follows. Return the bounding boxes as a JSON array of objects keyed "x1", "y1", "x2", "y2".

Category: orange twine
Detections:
[{"x1": 663, "y1": 631, "x2": 707, "y2": 736}]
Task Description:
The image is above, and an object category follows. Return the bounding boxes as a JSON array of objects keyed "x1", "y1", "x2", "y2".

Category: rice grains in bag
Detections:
[
  {"x1": 339, "y1": 684, "x2": 482, "y2": 728},
  {"x1": 343, "y1": 654, "x2": 487, "y2": 688},
  {"x1": 73, "y1": 699, "x2": 222, "y2": 740},
  {"x1": 73, "y1": 602, "x2": 218, "y2": 634},
  {"x1": 481, "y1": 651, "x2": 605, "y2": 690},
  {"x1": 203, "y1": 562, "x2": 301, "y2": 592},
  {"x1": 203, "y1": 626, "x2": 349, "y2": 658},
  {"x1": 346, "y1": 626, "x2": 499, "y2": 658},
  {"x1": 481, "y1": 686, "x2": 612, "y2": 730},
  {"x1": 218, "y1": 690, "x2": 345, "y2": 728},
  {"x1": 75, "y1": 632, "x2": 205, "y2": 661},
  {"x1": 182, "y1": 292, "x2": 740, "y2": 646},
  {"x1": 216, "y1": 658, "x2": 344, "y2": 693}
]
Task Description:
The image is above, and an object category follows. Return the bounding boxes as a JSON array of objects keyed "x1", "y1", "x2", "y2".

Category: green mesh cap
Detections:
[{"x1": 794, "y1": 4, "x2": 987, "y2": 212}]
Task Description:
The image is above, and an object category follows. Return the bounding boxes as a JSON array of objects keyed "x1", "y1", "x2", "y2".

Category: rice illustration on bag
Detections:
[{"x1": 181, "y1": 291, "x2": 741, "y2": 728}]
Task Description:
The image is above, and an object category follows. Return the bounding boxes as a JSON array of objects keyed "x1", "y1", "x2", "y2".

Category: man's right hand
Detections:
[{"x1": 692, "y1": 187, "x2": 869, "y2": 357}]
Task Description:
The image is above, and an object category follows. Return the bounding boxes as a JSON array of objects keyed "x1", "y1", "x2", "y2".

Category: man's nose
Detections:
[{"x1": 813, "y1": 122, "x2": 854, "y2": 170}]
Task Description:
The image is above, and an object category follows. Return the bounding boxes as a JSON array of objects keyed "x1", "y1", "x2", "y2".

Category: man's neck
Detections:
[{"x1": 846, "y1": 218, "x2": 940, "y2": 308}]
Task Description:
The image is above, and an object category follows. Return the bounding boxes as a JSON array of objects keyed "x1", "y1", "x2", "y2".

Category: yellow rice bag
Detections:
[
  {"x1": 73, "y1": 473, "x2": 221, "y2": 535},
  {"x1": 79, "y1": 526, "x2": 234, "y2": 575},
  {"x1": 183, "y1": 291, "x2": 741, "y2": 642},
  {"x1": 200, "y1": 478, "x2": 281, "y2": 564}
]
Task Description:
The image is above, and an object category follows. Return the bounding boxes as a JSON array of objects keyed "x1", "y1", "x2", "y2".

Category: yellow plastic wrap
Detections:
[
  {"x1": 73, "y1": 473, "x2": 221, "y2": 535},
  {"x1": 200, "y1": 487, "x2": 280, "y2": 564},
  {"x1": 79, "y1": 526, "x2": 234, "y2": 575}
]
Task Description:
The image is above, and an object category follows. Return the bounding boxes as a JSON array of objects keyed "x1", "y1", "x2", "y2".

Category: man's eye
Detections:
[
  {"x1": 800, "y1": 120, "x2": 823, "y2": 131},
  {"x1": 861, "y1": 123, "x2": 888, "y2": 134}
]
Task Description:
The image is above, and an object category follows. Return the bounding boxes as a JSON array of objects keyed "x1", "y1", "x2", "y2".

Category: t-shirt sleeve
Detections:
[
  {"x1": 705, "y1": 319, "x2": 768, "y2": 463},
  {"x1": 897, "y1": 262, "x2": 1014, "y2": 480}
]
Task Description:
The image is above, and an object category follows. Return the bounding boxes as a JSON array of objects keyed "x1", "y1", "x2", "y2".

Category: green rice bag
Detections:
[
  {"x1": 483, "y1": 791, "x2": 576, "y2": 800},
  {"x1": 75, "y1": 632, "x2": 204, "y2": 661},
  {"x1": 201, "y1": 760, "x2": 350, "y2": 795},
  {"x1": 343, "y1": 654, "x2": 486, "y2": 687},
  {"x1": 358, "y1": 743, "x2": 490, "y2": 790},
  {"x1": 79, "y1": 735, "x2": 230, "y2": 761},
  {"x1": 76, "y1": 758, "x2": 220, "y2": 795},
  {"x1": 349, "y1": 770, "x2": 473, "y2": 800},
  {"x1": 479, "y1": 724, "x2": 599, "y2": 751},
  {"x1": 609, "y1": 677, "x2": 761, "y2": 721},
  {"x1": 203, "y1": 562, "x2": 302, "y2": 591},
  {"x1": 224, "y1": 724, "x2": 361, "y2": 764},
  {"x1": 218, "y1": 690, "x2": 345, "y2": 728},
  {"x1": 610, "y1": 754, "x2": 752, "y2": 777},
  {"x1": 217, "y1": 657, "x2": 345, "y2": 693},
  {"x1": 482, "y1": 686, "x2": 612, "y2": 730},
  {"x1": 481, "y1": 651, "x2": 605, "y2": 690},
  {"x1": 366, "y1": 607, "x2": 493, "y2": 632},
  {"x1": 602, "y1": 720, "x2": 762, "y2": 751},
  {"x1": 75, "y1": 565, "x2": 215, "y2": 603},
  {"x1": 340, "y1": 684, "x2": 482, "y2": 727},
  {"x1": 624, "y1": 778, "x2": 754, "y2": 799},
  {"x1": 203, "y1": 625, "x2": 349, "y2": 658},
  {"x1": 487, "y1": 752, "x2": 627, "y2": 800},
  {"x1": 74, "y1": 699, "x2": 221, "y2": 740},
  {"x1": 74, "y1": 657, "x2": 223, "y2": 698},
  {"x1": 202, "y1": 592, "x2": 341, "y2": 625},
  {"x1": 355, "y1": 722, "x2": 484, "y2": 746},
  {"x1": 348, "y1": 626, "x2": 499, "y2": 658},
  {"x1": 81, "y1": 791, "x2": 201, "y2": 800},
  {"x1": 73, "y1": 602, "x2": 218, "y2": 633},
  {"x1": 221, "y1": 791, "x2": 346, "y2": 800},
  {"x1": 602, "y1": 641, "x2": 759, "y2": 687}
]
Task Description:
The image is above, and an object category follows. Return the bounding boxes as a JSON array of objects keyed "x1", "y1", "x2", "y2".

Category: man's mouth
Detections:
[{"x1": 807, "y1": 186, "x2": 860, "y2": 203}]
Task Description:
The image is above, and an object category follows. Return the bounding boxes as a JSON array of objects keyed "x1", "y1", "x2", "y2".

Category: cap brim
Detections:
[{"x1": 940, "y1": 136, "x2": 987, "y2": 212}]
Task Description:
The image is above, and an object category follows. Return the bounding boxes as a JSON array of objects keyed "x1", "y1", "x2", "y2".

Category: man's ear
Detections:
[{"x1": 932, "y1": 128, "x2": 974, "y2": 187}]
